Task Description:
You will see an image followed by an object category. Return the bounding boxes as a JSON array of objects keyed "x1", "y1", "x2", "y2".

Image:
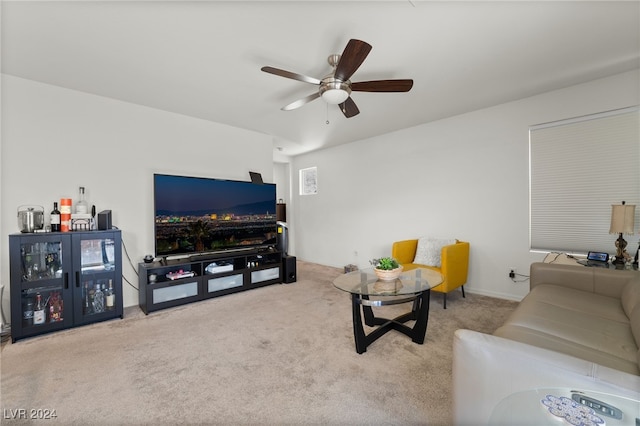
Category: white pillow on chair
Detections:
[{"x1": 414, "y1": 237, "x2": 456, "y2": 267}]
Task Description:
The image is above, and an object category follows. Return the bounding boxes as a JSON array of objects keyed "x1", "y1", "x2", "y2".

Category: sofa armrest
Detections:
[
  {"x1": 530, "y1": 262, "x2": 637, "y2": 298},
  {"x1": 453, "y1": 329, "x2": 640, "y2": 425}
]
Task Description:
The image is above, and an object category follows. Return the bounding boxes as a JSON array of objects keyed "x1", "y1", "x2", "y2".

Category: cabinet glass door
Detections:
[
  {"x1": 12, "y1": 235, "x2": 73, "y2": 333},
  {"x1": 80, "y1": 238, "x2": 116, "y2": 273},
  {"x1": 74, "y1": 234, "x2": 120, "y2": 324},
  {"x1": 20, "y1": 240, "x2": 64, "y2": 282}
]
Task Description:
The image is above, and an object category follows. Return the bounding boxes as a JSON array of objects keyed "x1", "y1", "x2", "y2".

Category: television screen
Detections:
[{"x1": 153, "y1": 174, "x2": 277, "y2": 257}]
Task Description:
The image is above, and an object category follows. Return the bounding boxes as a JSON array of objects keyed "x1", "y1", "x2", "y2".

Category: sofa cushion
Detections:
[
  {"x1": 593, "y1": 268, "x2": 639, "y2": 298},
  {"x1": 631, "y1": 306, "x2": 640, "y2": 360},
  {"x1": 400, "y1": 263, "x2": 440, "y2": 274},
  {"x1": 524, "y1": 284, "x2": 629, "y2": 323},
  {"x1": 621, "y1": 282, "x2": 640, "y2": 365},
  {"x1": 622, "y1": 281, "x2": 640, "y2": 318},
  {"x1": 494, "y1": 284, "x2": 638, "y2": 375},
  {"x1": 413, "y1": 237, "x2": 455, "y2": 267}
]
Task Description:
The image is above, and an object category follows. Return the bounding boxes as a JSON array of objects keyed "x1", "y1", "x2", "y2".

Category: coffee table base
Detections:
[{"x1": 351, "y1": 290, "x2": 431, "y2": 354}]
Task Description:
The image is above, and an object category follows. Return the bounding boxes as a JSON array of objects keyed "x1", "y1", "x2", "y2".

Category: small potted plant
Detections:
[{"x1": 370, "y1": 257, "x2": 403, "y2": 281}]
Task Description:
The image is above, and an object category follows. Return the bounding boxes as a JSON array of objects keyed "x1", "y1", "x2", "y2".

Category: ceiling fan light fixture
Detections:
[
  {"x1": 322, "y1": 88, "x2": 349, "y2": 104},
  {"x1": 319, "y1": 79, "x2": 351, "y2": 104}
]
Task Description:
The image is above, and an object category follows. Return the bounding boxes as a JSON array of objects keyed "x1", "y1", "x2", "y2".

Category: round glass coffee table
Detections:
[{"x1": 333, "y1": 267, "x2": 443, "y2": 354}]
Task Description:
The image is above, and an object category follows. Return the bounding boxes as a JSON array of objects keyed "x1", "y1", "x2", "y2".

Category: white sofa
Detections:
[{"x1": 452, "y1": 262, "x2": 640, "y2": 425}]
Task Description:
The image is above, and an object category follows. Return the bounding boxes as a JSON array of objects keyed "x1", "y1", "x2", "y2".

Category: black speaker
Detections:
[
  {"x1": 276, "y1": 202, "x2": 286, "y2": 222},
  {"x1": 97, "y1": 210, "x2": 112, "y2": 230},
  {"x1": 276, "y1": 223, "x2": 288, "y2": 255},
  {"x1": 282, "y1": 255, "x2": 296, "y2": 284}
]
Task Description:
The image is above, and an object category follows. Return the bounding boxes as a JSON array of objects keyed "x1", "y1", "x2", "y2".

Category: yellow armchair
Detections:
[{"x1": 392, "y1": 239, "x2": 470, "y2": 308}]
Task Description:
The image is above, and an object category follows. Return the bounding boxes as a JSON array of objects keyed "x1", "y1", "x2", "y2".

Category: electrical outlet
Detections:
[{"x1": 508, "y1": 267, "x2": 517, "y2": 279}]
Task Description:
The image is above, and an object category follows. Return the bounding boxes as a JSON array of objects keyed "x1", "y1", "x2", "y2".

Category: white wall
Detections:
[
  {"x1": 1, "y1": 75, "x2": 274, "y2": 309},
  {"x1": 273, "y1": 162, "x2": 290, "y2": 208},
  {"x1": 3, "y1": 70, "x2": 637, "y2": 316},
  {"x1": 290, "y1": 69, "x2": 640, "y2": 301}
]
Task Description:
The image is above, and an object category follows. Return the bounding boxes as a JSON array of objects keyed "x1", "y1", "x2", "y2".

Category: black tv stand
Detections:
[{"x1": 139, "y1": 249, "x2": 284, "y2": 314}]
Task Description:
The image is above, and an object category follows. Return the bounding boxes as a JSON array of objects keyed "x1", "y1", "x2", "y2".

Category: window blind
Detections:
[{"x1": 529, "y1": 106, "x2": 639, "y2": 254}]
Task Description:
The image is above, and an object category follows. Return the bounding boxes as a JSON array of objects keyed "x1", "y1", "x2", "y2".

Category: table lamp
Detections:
[{"x1": 609, "y1": 201, "x2": 635, "y2": 266}]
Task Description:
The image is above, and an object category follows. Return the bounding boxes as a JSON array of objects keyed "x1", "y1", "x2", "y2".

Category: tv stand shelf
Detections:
[{"x1": 138, "y1": 249, "x2": 283, "y2": 314}]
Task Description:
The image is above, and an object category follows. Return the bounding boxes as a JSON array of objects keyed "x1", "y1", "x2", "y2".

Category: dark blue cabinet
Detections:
[{"x1": 9, "y1": 230, "x2": 123, "y2": 342}]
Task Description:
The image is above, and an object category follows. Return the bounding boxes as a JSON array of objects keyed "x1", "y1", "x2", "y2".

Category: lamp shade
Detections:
[
  {"x1": 609, "y1": 203, "x2": 636, "y2": 234},
  {"x1": 321, "y1": 88, "x2": 349, "y2": 105}
]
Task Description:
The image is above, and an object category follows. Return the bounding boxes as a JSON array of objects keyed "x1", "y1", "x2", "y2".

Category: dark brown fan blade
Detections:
[
  {"x1": 334, "y1": 39, "x2": 372, "y2": 82},
  {"x1": 351, "y1": 79, "x2": 414, "y2": 92},
  {"x1": 282, "y1": 92, "x2": 321, "y2": 111},
  {"x1": 261, "y1": 66, "x2": 322, "y2": 85},
  {"x1": 339, "y1": 97, "x2": 360, "y2": 118}
]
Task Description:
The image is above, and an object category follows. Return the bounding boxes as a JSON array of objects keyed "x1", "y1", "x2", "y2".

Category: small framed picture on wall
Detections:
[{"x1": 299, "y1": 166, "x2": 318, "y2": 195}]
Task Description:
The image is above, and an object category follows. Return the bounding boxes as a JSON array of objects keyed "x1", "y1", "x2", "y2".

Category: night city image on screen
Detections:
[{"x1": 154, "y1": 174, "x2": 277, "y2": 256}]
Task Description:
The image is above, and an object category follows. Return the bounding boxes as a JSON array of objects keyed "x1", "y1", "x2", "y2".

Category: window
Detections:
[
  {"x1": 529, "y1": 106, "x2": 639, "y2": 254},
  {"x1": 299, "y1": 167, "x2": 318, "y2": 195}
]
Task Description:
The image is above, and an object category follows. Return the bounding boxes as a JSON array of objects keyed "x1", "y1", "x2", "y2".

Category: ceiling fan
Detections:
[{"x1": 261, "y1": 39, "x2": 413, "y2": 118}]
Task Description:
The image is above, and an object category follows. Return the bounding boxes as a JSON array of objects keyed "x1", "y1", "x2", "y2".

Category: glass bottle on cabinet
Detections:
[{"x1": 9, "y1": 230, "x2": 123, "y2": 342}]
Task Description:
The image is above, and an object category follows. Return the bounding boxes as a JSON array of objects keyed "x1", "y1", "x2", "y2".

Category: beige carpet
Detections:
[{"x1": 1, "y1": 261, "x2": 518, "y2": 425}]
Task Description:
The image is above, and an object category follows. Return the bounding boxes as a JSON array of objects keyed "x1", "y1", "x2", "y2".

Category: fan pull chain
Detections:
[{"x1": 326, "y1": 103, "x2": 330, "y2": 125}]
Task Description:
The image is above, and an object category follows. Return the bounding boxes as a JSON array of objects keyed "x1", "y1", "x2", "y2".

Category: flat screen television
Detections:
[{"x1": 153, "y1": 174, "x2": 277, "y2": 258}]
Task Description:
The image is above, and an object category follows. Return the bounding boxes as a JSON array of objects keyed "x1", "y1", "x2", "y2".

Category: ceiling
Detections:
[{"x1": 2, "y1": 1, "x2": 639, "y2": 157}]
